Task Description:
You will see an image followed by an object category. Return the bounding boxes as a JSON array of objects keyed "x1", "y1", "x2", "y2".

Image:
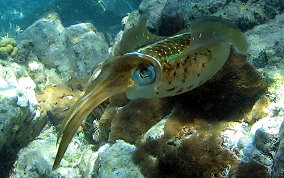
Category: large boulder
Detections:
[
  {"x1": 139, "y1": 0, "x2": 284, "y2": 35},
  {"x1": 93, "y1": 140, "x2": 143, "y2": 178},
  {"x1": 16, "y1": 15, "x2": 110, "y2": 83},
  {"x1": 0, "y1": 60, "x2": 45, "y2": 175},
  {"x1": 11, "y1": 126, "x2": 98, "y2": 178}
]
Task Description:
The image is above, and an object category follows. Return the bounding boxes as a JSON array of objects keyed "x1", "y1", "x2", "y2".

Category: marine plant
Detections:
[
  {"x1": 0, "y1": 22, "x2": 21, "y2": 39},
  {"x1": 53, "y1": 16, "x2": 248, "y2": 169}
]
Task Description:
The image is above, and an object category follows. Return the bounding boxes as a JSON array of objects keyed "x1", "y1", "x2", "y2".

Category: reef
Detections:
[
  {"x1": 0, "y1": 38, "x2": 18, "y2": 59},
  {"x1": 0, "y1": 0, "x2": 283, "y2": 178},
  {"x1": 140, "y1": 0, "x2": 284, "y2": 35}
]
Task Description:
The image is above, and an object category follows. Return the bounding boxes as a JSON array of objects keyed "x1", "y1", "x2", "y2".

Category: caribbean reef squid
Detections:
[{"x1": 53, "y1": 16, "x2": 248, "y2": 169}]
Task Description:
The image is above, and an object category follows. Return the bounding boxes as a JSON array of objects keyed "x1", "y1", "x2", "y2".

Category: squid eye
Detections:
[{"x1": 133, "y1": 64, "x2": 156, "y2": 86}]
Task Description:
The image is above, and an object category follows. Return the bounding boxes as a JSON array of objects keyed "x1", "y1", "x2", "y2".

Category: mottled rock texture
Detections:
[
  {"x1": 272, "y1": 121, "x2": 284, "y2": 178},
  {"x1": 11, "y1": 126, "x2": 97, "y2": 178},
  {"x1": 246, "y1": 13, "x2": 284, "y2": 68},
  {"x1": 139, "y1": 0, "x2": 284, "y2": 35},
  {"x1": 0, "y1": 60, "x2": 45, "y2": 176},
  {"x1": 16, "y1": 15, "x2": 109, "y2": 82},
  {"x1": 93, "y1": 140, "x2": 143, "y2": 178}
]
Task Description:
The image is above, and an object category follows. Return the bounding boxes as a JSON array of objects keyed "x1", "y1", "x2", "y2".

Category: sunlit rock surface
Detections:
[
  {"x1": 0, "y1": 60, "x2": 45, "y2": 175},
  {"x1": 16, "y1": 15, "x2": 109, "y2": 82},
  {"x1": 11, "y1": 126, "x2": 97, "y2": 178},
  {"x1": 93, "y1": 140, "x2": 143, "y2": 178},
  {"x1": 66, "y1": 23, "x2": 110, "y2": 78}
]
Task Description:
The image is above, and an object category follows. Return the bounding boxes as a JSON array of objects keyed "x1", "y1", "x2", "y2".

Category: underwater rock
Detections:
[
  {"x1": 11, "y1": 126, "x2": 98, "y2": 178},
  {"x1": 139, "y1": 0, "x2": 284, "y2": 35},
  {"x1": 0, "y1": 60, "x2": 45, "y2": 176},
  {"x1": 235, "y1": 160, "x2": 270, "y2": 178},
  {"x1": 254, "y1": 128, "x2": 272, "y2": 153},
  {"x1": 93, "y1": 140, "x2": 143, "y2": 178},
  {"x1": 246, "y1": 13, "x2": 284, "y2": 69},
  {"x1": 16, "y1": 16, "x2": 77, "y2": 82},
  {"x1": 272, "y1": 120, "x2": 284, "y2": 178},
  {"x1": 16, "y1": 15, "x2": 110, "y2": 82},
  {"x1": 66, "y1": 23, "x2": 110, "y2": 78}
]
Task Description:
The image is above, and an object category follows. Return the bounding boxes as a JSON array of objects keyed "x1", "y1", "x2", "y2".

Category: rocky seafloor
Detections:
[{"x1": 0, "y1": 0, "x2": 284, "y2": 177}]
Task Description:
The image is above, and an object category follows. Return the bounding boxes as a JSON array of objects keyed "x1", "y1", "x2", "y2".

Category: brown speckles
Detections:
[
  {"x1": 202, "y1": 63, "x2": 206, "y2": 68},
  {"x1": 162, "y1": 63, "x2": 175, "y2": 74},
  {"x1": 168, "y1": 81, "x2": 172, "y2": 85},
  {"x1": 206, "y1": 49, "x2": 211, "y2": 53},
  {"x1": 182, "y1": 58, "x2": 190, "y2": 66},
  {"x1": 156, "y1": 91, "x2": 159, "y2": 95},
  {"x1": 197, "y1": 73, "x2": 200, "y2": 77},
  {"x1": 176, "y1": 63, "x2": 180, "y2": 69},
  {"x1": 176, "y1": 88, "x2": 183, "y2": 94},
  {"x1": 187, "y1": 85, "x2": 193, "y2": 90},
  {"x1": 182, "y1": 67, "x2": 188, "y2": 82},
  {"x1": 166, "y1": 87, "x2": 177, "y2": 92},
  {"x1": 173, "y1": 71, "x2": 177, "y2": 77}
]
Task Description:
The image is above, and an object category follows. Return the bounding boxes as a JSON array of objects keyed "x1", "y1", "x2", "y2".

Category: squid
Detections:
[{"x1": 52, "y1": 16, "x2": 248, "y2": 169}]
